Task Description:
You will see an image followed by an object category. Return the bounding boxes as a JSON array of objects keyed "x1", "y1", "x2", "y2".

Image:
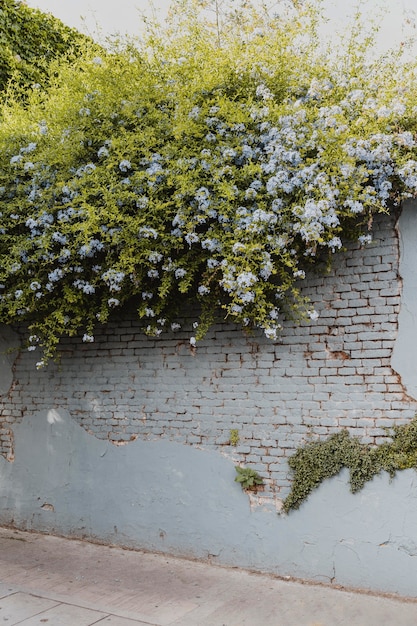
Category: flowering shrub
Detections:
[{"x1": 1, "y1": 1, "x2": 417, "y2": 365}]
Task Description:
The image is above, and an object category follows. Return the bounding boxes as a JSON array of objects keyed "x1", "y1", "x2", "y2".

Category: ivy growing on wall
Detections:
[
  {"x1": 0, "y1": 0, "x2": 89, "y2": 96},
  {"x1": 1, "y1": 0, "x2": 417, "y2": 365},
  {"x1": 283, "y1": 418, "x2": 417, "y2": 512}
]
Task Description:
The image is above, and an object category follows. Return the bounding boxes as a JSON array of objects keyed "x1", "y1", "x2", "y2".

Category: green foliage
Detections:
[
  {"x1": 283, "y1": 418, "x2": 417, "y2": 513},
  {"x1": 229, "y1": 429, "x2": 240, "y2": 446},
  {"x1": 235, "y1": 465, "x2": 264, "y2": 490},
  {"x1": 0, "y1": 0, "x2": 89, "y2": 96},
  {"x1": 1, "y1": 1, "x2": 417, "y2": 365}
]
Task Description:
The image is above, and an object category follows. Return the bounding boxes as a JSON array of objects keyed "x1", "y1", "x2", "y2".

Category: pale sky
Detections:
[
  {"x1": 25, "y1": 0, "x2": 170, "y2": 38},
  {"x1": 24, "y1": 0, "x2": 417, "y2": 54}
]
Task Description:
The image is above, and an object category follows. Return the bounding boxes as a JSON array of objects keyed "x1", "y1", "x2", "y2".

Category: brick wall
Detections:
[{"x1": 1, "y1": 212, "x2": 416, "y2": 497}]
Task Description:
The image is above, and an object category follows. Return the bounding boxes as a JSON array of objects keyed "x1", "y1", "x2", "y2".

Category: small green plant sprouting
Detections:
[
  {"x1": 235, "y1": 466, "x2": 264, "y2": 490},
  {"x1": 229, "y1": 429, "x2": 240, "y2": 446},
  {"x1": 283, "y1": 417, "x2": 417, "y2": 513}
]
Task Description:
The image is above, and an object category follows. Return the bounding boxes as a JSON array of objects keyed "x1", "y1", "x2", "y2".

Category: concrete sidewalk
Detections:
[{"x1": 1, "y1": 528, "x2": 417, "y2": 626}]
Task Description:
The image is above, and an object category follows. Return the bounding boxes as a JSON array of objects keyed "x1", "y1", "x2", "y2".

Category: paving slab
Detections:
[
  {"x1": 95, "y1": 617, "x2": 154, "y2": 625},
  {"x1": 17, "y1": 601, "x2": 108, "y2": 625},
  {"x1": 0, "y1": 592, "x2": 58, "y2": 624},
  {"x1": 0, "y1": 582, "x2": 15, "y2": 599},
  {"x1": 1, "y1": 527, "x2": 417, "y2": 626}
]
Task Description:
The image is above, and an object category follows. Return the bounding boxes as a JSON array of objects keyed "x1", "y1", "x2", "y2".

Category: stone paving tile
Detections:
[
  {"x1": 16, "y1": 600, "x2": 108, "y2": 625},
  {"x1": 276, "y1": 585, "x2": 417, "y2": 626},
  {"x1": 0, "y1": 582, "x2": 15, "y2": 599},
  {"x1": 0, "y1": 592, "x2": 58, "y2": 625},
  {"x1": 95, "y1": 617, "x2": 155, "y2": 625},
  {"x1": 2, "y1": 529, "x2": 417, "y2": 626}
]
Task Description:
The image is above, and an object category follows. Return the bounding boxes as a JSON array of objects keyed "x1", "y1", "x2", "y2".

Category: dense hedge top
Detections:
[
  {"x1": 0, "y1": 0, "x2": 89, "y2": 95},
  {"x1": 0, "y1": 1, "x2": 417, "y2": 365}
]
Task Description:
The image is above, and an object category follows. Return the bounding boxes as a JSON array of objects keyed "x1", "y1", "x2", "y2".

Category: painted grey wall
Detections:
[
  {"x1": 1, "y1": 408, "x2": 417, "y2": 597},
  {"x1": 2, "y1": 210, "x2": 417, "y2": 598},
  {"x1": 2, "y1": 213, "x2": 414, "y2": 494},
  {"x1": 392, "y1": 201, "x2": 417, "y2": 399}
]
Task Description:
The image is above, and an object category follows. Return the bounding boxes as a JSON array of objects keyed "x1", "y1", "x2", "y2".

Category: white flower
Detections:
[
  {"x1": 236, "y1": 272, "x2": 257, "y2": 288},
  {"x1": 97, "y1": 146, "x2": 109, "y2": 158},
  {"x1": 358, "y1": 234, "x2": 372, "y2": 245},
  {"x1": 148, "y1": 251, "x2": 163, "y2": 263},
  {"x1": 185, "y1": 232, "x2": 199, "y2": 246},
  {"x1": 327, "y1": 237, "x2": 342, "y2": 252},
  {"x1": 256, "y1": 84, "x2": 274, "y2": 101},
  {"x1": 39, "y1": 121, "x2": 48, "y2": 135},
  {"x1": 102, "y1": 269, "x2": 125, "y2": 291},
  {"x1": 119, "y1": 159, "x2": 131, "y2": 172},
  {"x1": 344, "y1": 199, "x2": 364, "y2": 214},
  {"x1": 396, "y1": 132, "x2": 415, "y2": 148},
  {"x1": 48, "y1": 268, "x2": 64, "y2": 282},
  {"x1": 189, "y1": 106, "x2": 200, "y2": 120},
  {"x1": 201, "y1": 238, "x2": 220, "y2": 252},
  {"x1": 293, "y1": 270, "x2": 305, "y2": 279},
  {"x1": 138, "y1": 227, "x2": 158, "y2": 239},
  {"x1": 264, "y1": 327, "x2": 278, "y2": 340},
  {"x1": 239, "y1": 291, "x2": 255, "y2": 303},
  {"x1": 349, "y1": 89, "x2": 364, "y2": 102}
]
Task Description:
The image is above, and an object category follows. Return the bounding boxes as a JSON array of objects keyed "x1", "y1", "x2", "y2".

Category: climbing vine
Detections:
[
  {"x1": 283, "y1": 417, "x2": 417, "y2": 512},
  {"x1": 0, "y1": 0, "x2": 89, "y2": 96},
  {"x1": 1, "y1": 1, "x2": 417, "y2": 365}
]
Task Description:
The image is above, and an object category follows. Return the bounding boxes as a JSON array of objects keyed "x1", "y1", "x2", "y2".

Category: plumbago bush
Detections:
[{"x1": 1, "y1": 1, "x2": 417, "y2": 366}]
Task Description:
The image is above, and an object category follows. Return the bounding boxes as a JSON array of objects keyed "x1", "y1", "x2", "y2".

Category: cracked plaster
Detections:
[
  {"x1": 2, "y1": 211, "x2": 417, "y2": 595},
  {"x1": 1, "y1": 409, "x2": 417, "y2": 597}
]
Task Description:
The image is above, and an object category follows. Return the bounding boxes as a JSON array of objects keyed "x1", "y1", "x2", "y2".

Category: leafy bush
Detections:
[
  {"x1": 0, "y1": 1, "x2": 417, "y2": 365},
  {"x1": 283, "y1": 418, "x2": 417, "y2": 512},
  {"x1": 0, "y1": 0, "x2": 89, "y2": 96}
]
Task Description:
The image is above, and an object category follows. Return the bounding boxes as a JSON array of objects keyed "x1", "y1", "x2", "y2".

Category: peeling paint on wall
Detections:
[
  {"x1": 2, "y1": 211, "x2": 417, "y2": 596},
  {"x1": 1, "y1": 408, "x2": 417, "y2": 597},
  {"x1": 1, "y1": 214, "x2": 415, "y2": 492}
]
